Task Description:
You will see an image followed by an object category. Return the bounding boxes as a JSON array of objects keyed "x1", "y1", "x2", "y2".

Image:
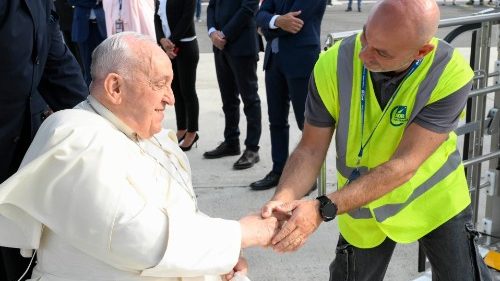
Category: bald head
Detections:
[
  {"x1": 88, "y1": 32, "x2": 175, "y2": 138},
  {"x1": 368, "y1": 0, "x2": 440, "y2": 47}
]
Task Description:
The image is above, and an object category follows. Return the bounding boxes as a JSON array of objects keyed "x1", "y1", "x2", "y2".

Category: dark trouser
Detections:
[
  {"x1": 172, "y1": 39, "x2": 200, "y2": 132},
  {"x1": 213, "y1": 49, "x2": 261, "y2": 151},
  {"x1": 0, "y1": 247, "x2": 34, "y2": 281},
  {"x1": 265, "y1": 53, "x2": 309, "y2": 173},
  {"x1": 77, "y1": 20, "x2": 105, "y2": 86},
  {"x1": 347, "y1": 0, "x2": 361, "y2": 9},
  {"x1": 0, "y1": 109, "x2": 34, "y2": 281},
  {"x1": 195, "y1": 0, "x2": 201, "y2": 19},
  {"x1": 61, "y1": 29, "x2": 83, "y2": 70},
  {"x1": 329, "y1": 206, "x2": 492, "y2": 281}
]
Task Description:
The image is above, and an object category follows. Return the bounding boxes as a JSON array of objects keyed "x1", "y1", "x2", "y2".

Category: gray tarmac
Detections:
[{"x1": 162, "y1": 1, "x2": 498, "y2": 280}]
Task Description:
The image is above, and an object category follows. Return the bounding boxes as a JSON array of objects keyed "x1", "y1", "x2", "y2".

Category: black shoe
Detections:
[
  {"x1": 465, "y1": 0, "x2": 474, "y2": 4},
  {"x1": 233, "y1": 149, "x2": 260, "y2": 170},
  {"x1": 203, "y1": 142, "x2": 240, "y2": 159},
  {"x1": 345, "y1": 7, "x2": 352, "y2": 11},
  {"x1": 177, "y1": 132, "x2": 187, "y2": 143},
  {"x1": 358, "y1": 7, "x2": 361, "y2": 12},
  {"x1": 180, "y1": 133, "x2": 199, "y2": 151},
  {"x1": 250, "y1": 171, "x2": 281, "y2": 190}
]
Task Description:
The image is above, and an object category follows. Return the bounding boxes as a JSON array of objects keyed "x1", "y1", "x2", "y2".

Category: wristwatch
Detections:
[{"x1": 316, "y1": 195, "x2": 337, "y2": 222}]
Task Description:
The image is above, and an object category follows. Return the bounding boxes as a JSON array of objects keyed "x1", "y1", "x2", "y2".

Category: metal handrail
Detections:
[{"x1": 325, "y1": 12, "x2": 500, "y2": 49}]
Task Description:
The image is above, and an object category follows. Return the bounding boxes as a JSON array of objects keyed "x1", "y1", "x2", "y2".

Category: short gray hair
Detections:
[{"x1": 90, "y1": 32, "x2": 155, "y2": 80}]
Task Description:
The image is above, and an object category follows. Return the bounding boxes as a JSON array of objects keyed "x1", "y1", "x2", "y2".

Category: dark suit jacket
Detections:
[
  {"x1": 154, "y1": 0, "x2": 196, "y2": 45},
  {"x1": 0, "y1": 0, "x2": 88, "y2": 183},
  {"x1": 54, "y1": 0, "x2": 74, "y2": 32},
  {"x1": 256, "y1": 0, "x2": 326, "y2": 77},
  {"x1": 68, "y1": 0, "x2": 106, "y2": 43},
  {"x1": 207, "y1": 0, "x2": 259, "y2": 57}
]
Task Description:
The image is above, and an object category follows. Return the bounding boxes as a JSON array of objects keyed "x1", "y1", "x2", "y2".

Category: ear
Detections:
[
  {"x1": 103, "y1": 73, "x2": 124, "y2": 105},
  {"x1": 415, "y1": 43, "x2": 435, "y2": 60}
]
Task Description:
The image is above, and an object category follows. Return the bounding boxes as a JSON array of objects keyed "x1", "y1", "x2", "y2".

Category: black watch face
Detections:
[{"x1": 321, "y1": 203, "x2": 337, "y2": 221}]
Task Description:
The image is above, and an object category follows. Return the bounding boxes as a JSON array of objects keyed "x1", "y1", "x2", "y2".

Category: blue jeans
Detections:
[{"x1": 329, "y1": 206, "x2": 492, "y2": 281}]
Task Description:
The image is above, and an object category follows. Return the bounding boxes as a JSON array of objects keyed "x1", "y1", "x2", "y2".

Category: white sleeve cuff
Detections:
[
  {"x1": 208, "y1": 27, "x2": 217, "y2": 36},
  {"x1": 141, "y1": 212, "x2": 241, "y2": 277},
  {"x1": 269, "y1": 15, "x2": 280, "y2": 29}
]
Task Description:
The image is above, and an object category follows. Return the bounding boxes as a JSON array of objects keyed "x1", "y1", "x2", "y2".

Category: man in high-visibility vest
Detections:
[{"x1": 261, "y1": 0, "x2": 493, "y2": 280}]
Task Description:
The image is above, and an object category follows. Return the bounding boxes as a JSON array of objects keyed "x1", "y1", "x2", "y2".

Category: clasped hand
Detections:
[
  {"x1": 160, "y1": 38, "x2": 177, "y2": 59},
  {"x1": 210, "y1": 30, "x2": 227, "y2": 50},
  {"x1": 275, "y1": 11, "x2": 304, "y2": 34},
  {"x1": 262, "y1": 199, "x2": 323, "y2": 253}
]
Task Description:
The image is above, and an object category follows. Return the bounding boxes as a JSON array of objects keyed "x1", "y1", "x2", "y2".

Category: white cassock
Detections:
[{"x1": 0, "y1": 96, "x2": 241, "y2": 281}]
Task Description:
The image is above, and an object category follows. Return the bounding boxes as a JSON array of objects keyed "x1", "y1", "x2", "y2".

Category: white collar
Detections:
[{"x1": 86, "y1": 95, "x2": 137, "y2": 140}]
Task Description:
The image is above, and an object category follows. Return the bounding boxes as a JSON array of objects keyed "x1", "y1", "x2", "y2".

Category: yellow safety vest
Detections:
[{"x1": 313, "y1": 35, "x2": 474, "y2": 248}]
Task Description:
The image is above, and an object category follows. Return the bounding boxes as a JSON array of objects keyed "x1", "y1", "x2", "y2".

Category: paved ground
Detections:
[{"x1": 162, "y1": 2, "x2": 499, "y2": 280}]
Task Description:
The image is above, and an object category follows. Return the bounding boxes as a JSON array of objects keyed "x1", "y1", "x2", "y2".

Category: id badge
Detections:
[{"x1": 115, "y1": 18, "x2": 124, "y2": 33}]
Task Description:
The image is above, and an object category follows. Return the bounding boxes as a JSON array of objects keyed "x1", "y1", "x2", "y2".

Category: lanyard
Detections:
[
  {"x1": 118, "y1": 0, "x2": 123, "y2": 18},
  {"x1": 357, "y1": 59, "x2": 422, "y2": 165}
]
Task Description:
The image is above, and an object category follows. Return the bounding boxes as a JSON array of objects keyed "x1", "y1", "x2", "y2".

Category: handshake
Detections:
[
  {"x1": 223, "y1": 199, "x2": 323, "y2": 280},
  {"x1": 239, "y1": 198, "x2": 323, "y2": 252}
]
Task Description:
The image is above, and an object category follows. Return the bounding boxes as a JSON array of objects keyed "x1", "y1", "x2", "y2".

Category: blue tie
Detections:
[{"x1": 271, "y1": 38, "x2": 279, "y2": 53}]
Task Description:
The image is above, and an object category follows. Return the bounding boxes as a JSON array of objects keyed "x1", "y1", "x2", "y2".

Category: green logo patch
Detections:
[{"x1": 390, "y1": 105, "x2": 408, "y2": 126}]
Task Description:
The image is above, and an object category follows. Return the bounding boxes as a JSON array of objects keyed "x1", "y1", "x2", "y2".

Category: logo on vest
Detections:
[{"x1": 390, "y1": 105, "x2": 408, "y2": 126}]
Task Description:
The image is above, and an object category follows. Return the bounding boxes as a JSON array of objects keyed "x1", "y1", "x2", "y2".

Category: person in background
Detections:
[
  {"x1": 54, "y1": 0, "x2": 83, "y2": 68},
  {"x1": 0, "y1": 0, "x2": 88, "y2": 280},
  {"x1": 346, "y1": 0, "x2": 362, "y2": 12},
  {"x1": 466, "y1": 0, "x2": 484, "y2": 5},
  {"x1": 195, "y1": 0, "x2": 202, "y2": 22},
  {"x1": 251, "y1": 0, "x2": 326, "y2": 190},
  {"x1": 103, "y1": 0, "x2": 156, "y2": 39},
  {"x1": 442, "y1": 0, "x2": 456, "y2": 5},
  {"x1": 69, "y1": 0, "x2": 107, "y2": 85},
  {"x1": 260, "y1": 0, "x2": 492, "y2": 280},
  {"x1": 0, "y1": 32, "x2": 278, "y2": 281},
  {"x1": 204, "y1": 0, "x2": 262, "y2": 170},
  {"x1": 155, "y1": 0, "x2": 200, "y2": 151}
]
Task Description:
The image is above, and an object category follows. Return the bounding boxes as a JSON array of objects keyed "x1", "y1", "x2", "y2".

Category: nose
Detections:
[
  {"x1": 359, "y1": 45, "x2": 372, "y2": 63},
  {"x1": 162, "y1": 87, "x2": 175, "y2": 105}
]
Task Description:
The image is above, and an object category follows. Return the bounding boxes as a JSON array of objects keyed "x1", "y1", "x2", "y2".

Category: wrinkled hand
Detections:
[
  {"x1": 223, "y1": 256, "x2": 248, "y2": 281},
  {"x1": 270, "y1": 199, "x2": 322, "y2": 252},
  {"x1": 210, "y1": 30, "x2": 227, "y2": 50},
  {"x1": 275, "y1": 11, "x2": 303, "y2": 34},
  {"x1": 239, "y1": 213, "x2": 279, "y2": 248}
]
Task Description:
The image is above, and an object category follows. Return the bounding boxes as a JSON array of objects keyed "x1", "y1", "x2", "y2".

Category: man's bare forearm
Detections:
[
  {"x1": 273, "y1": 143, "x2": 327, "y2": 202},
  {"x1": 329, "y1": 157, "x2": 414, "y2": 214}
]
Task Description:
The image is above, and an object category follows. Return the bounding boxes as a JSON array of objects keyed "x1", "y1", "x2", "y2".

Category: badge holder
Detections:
[{"x1": 115, "y1": 18, "x2": 124, "y2": 34}]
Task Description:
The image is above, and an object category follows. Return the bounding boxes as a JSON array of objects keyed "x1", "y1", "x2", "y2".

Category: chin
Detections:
[{"x1": 364, "y1": 65, "x2": 385, "y2": 73}]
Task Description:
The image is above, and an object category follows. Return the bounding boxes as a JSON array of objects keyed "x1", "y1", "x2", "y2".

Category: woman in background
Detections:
[
  {"x1": 103, "y1": 0, "x2": 156, "y2": 39},
  {"x1": 155, "y1": 0, "x2": 200, "y2": 151}
]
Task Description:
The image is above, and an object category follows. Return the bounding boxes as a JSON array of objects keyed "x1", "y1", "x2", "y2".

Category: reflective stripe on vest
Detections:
[{"x1": 348, "y1": 149, "x2": 462, "y2": 221}]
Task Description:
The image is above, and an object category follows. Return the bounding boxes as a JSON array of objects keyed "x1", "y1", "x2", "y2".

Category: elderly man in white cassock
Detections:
[{"x1": 0, "y1": 32, "x2": 278, "y2": 281}]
